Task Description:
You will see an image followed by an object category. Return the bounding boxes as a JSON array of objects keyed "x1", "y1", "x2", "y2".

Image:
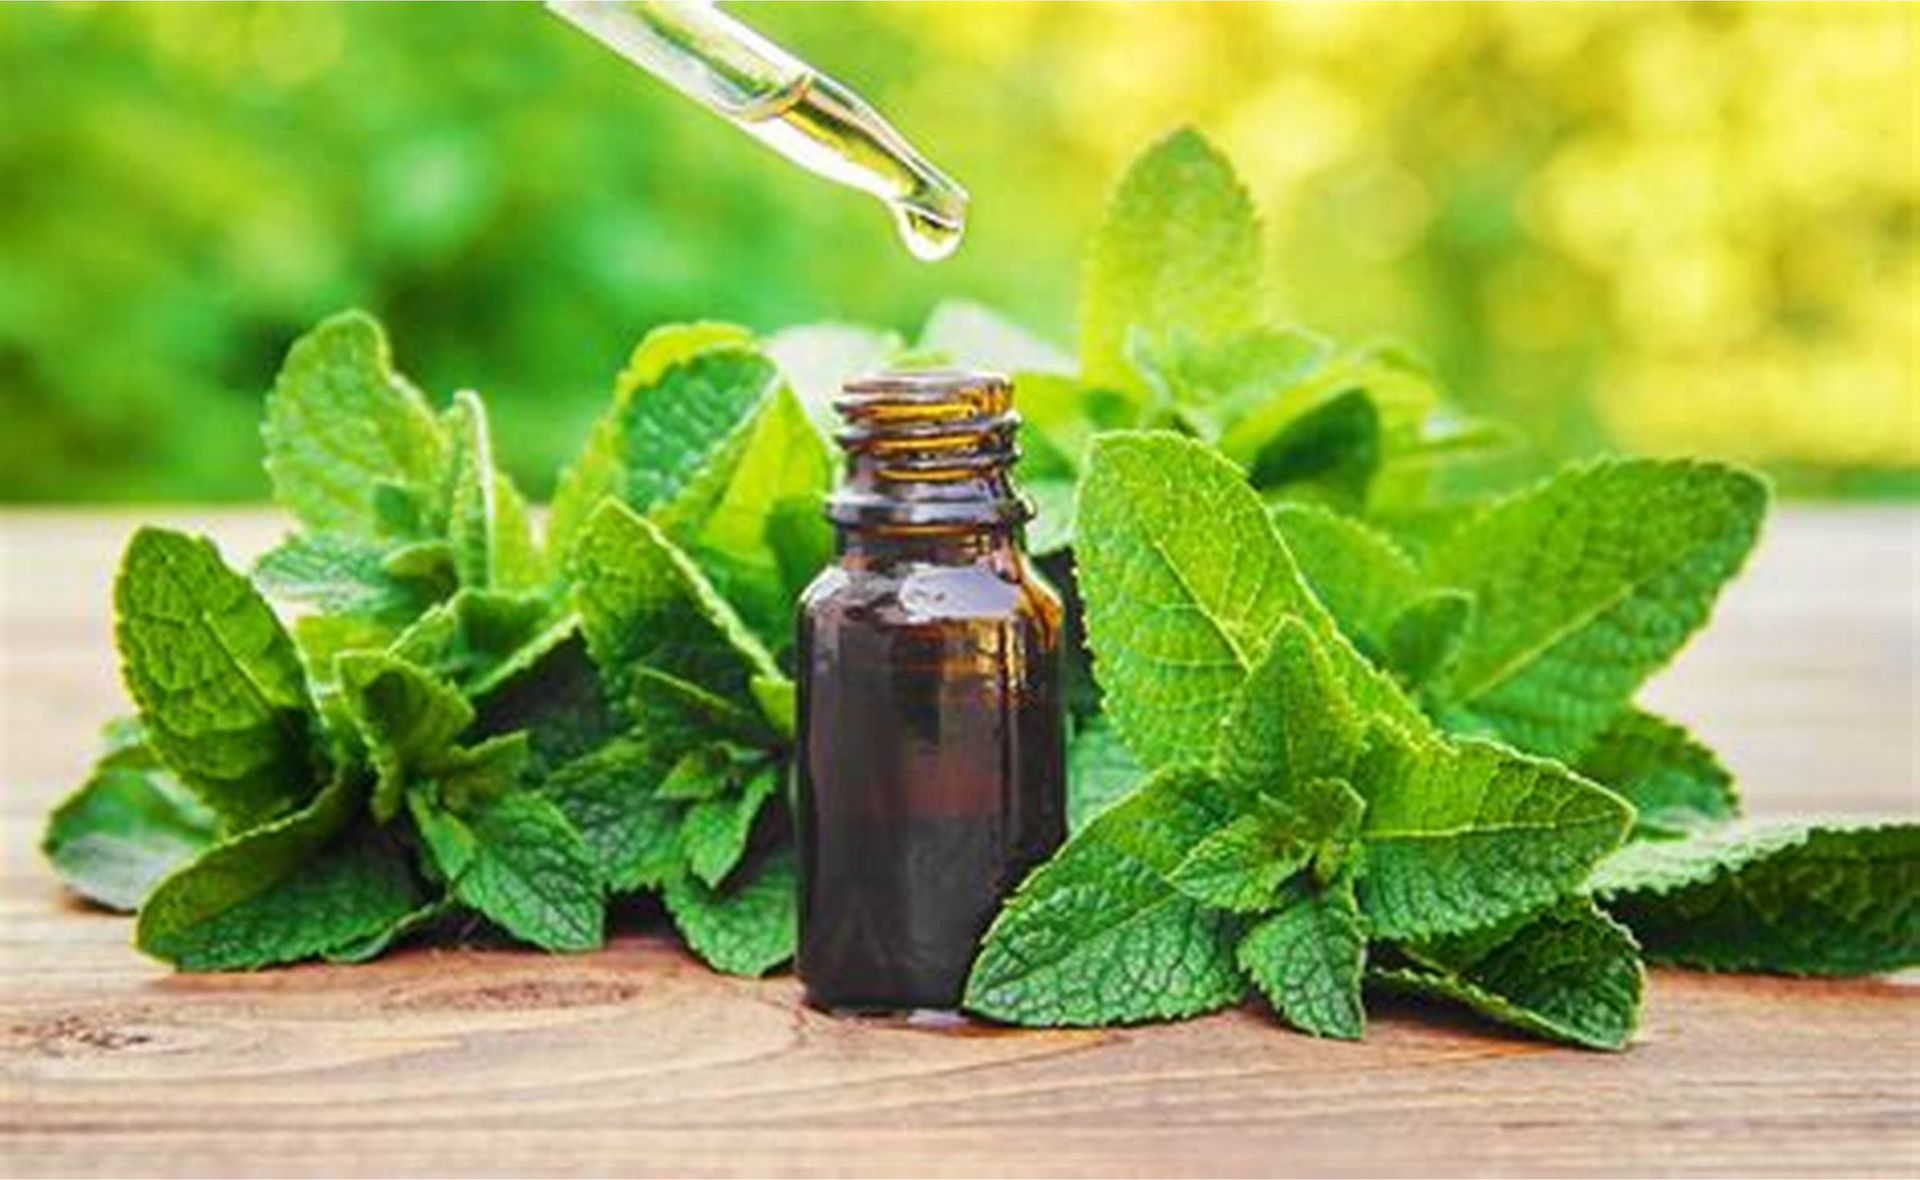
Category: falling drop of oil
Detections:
[{"x1": 891, "y1": 199, "x2": 965, "y2": 262}]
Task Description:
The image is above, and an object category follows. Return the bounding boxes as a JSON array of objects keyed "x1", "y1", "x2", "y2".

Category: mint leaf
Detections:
[
  {"x1": 1169, "y1": 809, "x2": 1314, "y2": 913},
  {"x1": 336, "y1": 651, "x2": 474, "y2": 821},
  {"x1": 682, "y1": 765, "x2": 779, "y2": 888},
  {"x1": 538, "y1": 732, "x2": 688, "y2": 893},
  {"x1": 547, "y1": 322, "x2": 763, "y2": 564},
  {"x1": 573, "y1": 500, "x2": 779, "y2": 720},
  {"x1": 1169, "y1": 779, "x2": 1362, "y2": 913},
  {"x1": 115, "y1": 528, "x2": 321, "y2": 829},
  {"x1": 1238, "y1": 878, "x2": 1366, "y2": 1040},
  {"x1": 1067, "y1": 714, "x2": 1145, "y2": 834},
  {"x1": 1074, "y1": 431, "x2": 1423, "y2": 772},
  {"x1": 678, "y1": 384, "x2": 831, "y2": 642},
  {"x1": 1575, "y1": 708, "x2": 1737, "y2": 838},
  {"x1": 1270, "y1": 503, "x2": 1422, "y2": 657},
  {"x1": 1354, "y1": 728, "x2": 1632, "y2": 940},
  {"x1": 1246, "y1": 388, "x2": 1380, "y2": 507},
  {"x1": 323, "y1": 899, "x2": 450, "y2": 964},
  {"x1": 965, "y1": 767, "x2": 1245, "y2": 1025},
  {"x1": 1131, "y1": 325, "x2": 1330, "y2": 439},
  {"x1": 136, "y1": 774, "x2": 424, "y2": 970},
  {"x1": 253, "y1": 532, "x2": 449, "y2": 622},
  {"x1": 388, "y1": 589, "x2": 572, "y2": 699},
  {"x1": 1592, "y1": 821, "x2": 1919, "y2": 976},
  {"x1": 1081, "y1": 128, "x2": 1262, "y2": 398},
  {"x1": 1216, "y1": 619, "x2": 1368, "y2": 799},
  {"x1": 443, "y1": 389, "x2": 541, "y2": 593},
  {"x1": 1220, "y1": 345, "x2": 1441, "y2": 476},
  {"x1": 43, "y1": 757, "x2": 216, "y2": 911},
  {"x1": 1425, "y1": 459, "x2": 1768, "y2": 759},
  {"x1": 412, "y1": 789, "x2": 605, "y2": 953},
  {"x1": 1374, "y1": 899, "x2": 1643, "y2": 1051},
  {"x1": 263, "y1": 311, "x2": 450, "y2": 539},
  {"x1": 1384, "y1": 589, "x2": 1475, "y2": 689},
  {"x1": 663, "y1": 847, "x2": 797, "y2": 976}
]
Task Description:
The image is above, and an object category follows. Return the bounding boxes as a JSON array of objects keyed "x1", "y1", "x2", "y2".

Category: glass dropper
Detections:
[{"x1": 546, "y1": 0, "x2": 968, "y2": 261}]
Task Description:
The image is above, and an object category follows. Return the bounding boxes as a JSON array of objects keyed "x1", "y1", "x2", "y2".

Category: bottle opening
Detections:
[{"x1": 828, "y1": 370, "x2": 1028, "y2": 528}]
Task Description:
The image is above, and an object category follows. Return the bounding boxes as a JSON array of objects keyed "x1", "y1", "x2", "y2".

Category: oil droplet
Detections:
[{"x1": 892, "y1": 200, "x2": 965, "y2": 262}]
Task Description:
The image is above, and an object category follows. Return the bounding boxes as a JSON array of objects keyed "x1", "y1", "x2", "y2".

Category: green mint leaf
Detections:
[
  {"x1": 1220, "y1": 345, "x2": 1441, "y2": 475},
  {"x1": 1081, "y1": 128, "x2": 1262, "y2": 398},
  {"x1": 1246, "y1": 388, "x2": 1381, "y2": 507},
  {"x1": 389, "y1": 589, "x2": 572, "y2": 700},
  {"x1": 677, "y1": 384, "x2": 832, "y2": 643},
  {"x1": 43, "y1": 756, "x2": 216, "y2": 912},
  {"x1": 253, "y1": 532, "x2": 449, "y2": 622},
  {"x1": 573, "y1": 500, "x2": 779, "y2": 720},
  {"x1": 682, "y1": 765, "x2": 780, "y2": 888},
  {"x1": 411, "y1": 789, "x2": 605, "y2": 953},
  {"x1": 965, "y1": 767, "x2": 1246, "y2": 1026},
  {"x1": 443, "y1": 389, "x2": 542, "y2": 594},
  {"x1": 1168, "y1": 811, "x2": 1314, "y2": 913},
  {"x1": 1169, "y1": 779, "x2": 1363, "y2": 912},
  {"x1": 663, "y1": 847, "x2": 798, "y2": 976},
  {"x1": 473, "y1": 636, "x2": 624, "y2": 776},
  {"x1": 655, "y1": 743, "x2": 740, "y2": 802},
  {"x1": 1575, "y1": 707, "x2": 1738, "y2": 839},
  {"x1": 1354, "y1": 728, "x2": 1632, "y2": 940},
  {"x1": 115, "y1": 527, "x2": 321, "y2": 829},
  {"x1": 920, "y1": 299, "x2": 1072, "y2": 374},
  {"x1": 136, "y1": 774, "x2": 424, "y2": 970},
  {"x1": 263, "y1": 311, "x2": 450, "y2": 539},
  {"x1": 1074, "y1": 431, "x2": 1424, "y2": 772},
  {"x1": 547, "y1": 324, "x2": 780, "y2": 569},
  {"x1": 749, "y1": 674, "x2": 797, "y2": 742},
  {"x1": 1425, "y1": 459, "x2": 1769, "y2": 759},
  {"x1": 1131, "y1": 325, "x2": 1331, "y2": 439},
  {"x1": 336, "y1": 651, "x2": 474, "y2": 822},
  {"x1": 538, "y1": 732, "x2": 689, "y2": 893},
  {"x1": 1216, "y1": 619, "x2": 1368, "y2": 799},
  {"x1": 1237, "y1": 877, "x2": 1366, "y2": 1040},
  {"x1": 1592, "y1": 821, "x2": 1919, "y2": 976},
  {"x1": 1374, "y1": 898, "x2": 1643, "y2": 1051},
  {"x1": 323, "y1": 898, "x2": 451, "y2": 964},
  {"x1": 1270, "y1": 503, "x2": 1423, "y2": 659},
  {"x1": 547, "y1": 322, "x2": 756, "y2": 563},
  {"x1": 1067, "y1": 714, "x2": 1145, "y2": 834},
  {"x1": 1383, "y1": 589, "x2": 1476, "y2": 690}
]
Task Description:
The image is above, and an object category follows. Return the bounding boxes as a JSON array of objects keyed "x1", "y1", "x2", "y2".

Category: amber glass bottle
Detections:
[{"x1": 796, "y1": 369, "x2": 1066, "y2": 1012}]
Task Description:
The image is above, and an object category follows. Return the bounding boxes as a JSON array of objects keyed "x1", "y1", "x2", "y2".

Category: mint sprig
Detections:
[{"x1": 39, "y1": 127, "x2": 1915, "y2": 1054}]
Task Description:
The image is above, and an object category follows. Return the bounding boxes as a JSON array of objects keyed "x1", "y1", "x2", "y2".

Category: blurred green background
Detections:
[{"x1": 2, "y1": 2, "x2": 1913, "y2": 503}]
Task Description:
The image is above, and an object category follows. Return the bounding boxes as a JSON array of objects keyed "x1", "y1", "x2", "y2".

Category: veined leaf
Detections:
[
  {"x1": 663, "y1": 847, "x2": 798, "y2": 976},
  {"x1": 115, "y1": 528, "x2": 321, "y2": 829},
  {"x1": 262, "y1": 311, "x2": 449, "y2": 539},
  {"x1": 1081, "y1": 128, "x2": 1263, "y2": 399},
  {"x1": 43, "y1": 754, "x2": 216, "y2": 912},
  {"x1": 965, "y1": 767, "x2": 1246, "y2": 1026},
  {"x1": 1354, "y1": 728, "x2": 1632, "y2": 940},
  {"x1": 411, "y1": 788, "x2": 604, "y2": 953},
  {"x1": 1425, "y1": 459, "x2": 1768, "y2": 759},
  {"x1": 1074, "y1": 431, "x2": 1424, "y2": 772},
  {"x1": 1592, "y1": 821, "x2": 1919, "y2": 976},
  {"x1": 1239, "y1": 877, "x2": 1367, "y2": 1040},
  {"x1": 1575, "y1": 707, "x2": 1738, "y2": 838}
]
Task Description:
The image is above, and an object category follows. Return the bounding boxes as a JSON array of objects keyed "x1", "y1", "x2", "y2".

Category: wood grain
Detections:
[{"x1": 2, "y1": 507, "x2": 1917, "y2": 1179}]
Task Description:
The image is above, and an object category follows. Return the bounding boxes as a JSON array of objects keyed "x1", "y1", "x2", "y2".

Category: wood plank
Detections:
[{"x1": 2, "y1": 507, "x2": 1916, "y2": 1178}]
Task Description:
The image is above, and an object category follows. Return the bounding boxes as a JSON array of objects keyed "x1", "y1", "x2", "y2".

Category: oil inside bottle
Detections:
[{"x1": 796, "y1": 371, "x2": 1065, "y2": 1012}]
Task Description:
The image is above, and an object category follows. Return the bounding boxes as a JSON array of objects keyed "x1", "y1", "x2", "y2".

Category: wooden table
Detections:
[{"x1": 3, "y1": 507, "x2": 1916, "y2": 1178}]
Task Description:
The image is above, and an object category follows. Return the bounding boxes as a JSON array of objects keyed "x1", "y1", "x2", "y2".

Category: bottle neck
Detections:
[{"x1": 827, "y1": 370, "x2": 1029, "y2": 567}]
